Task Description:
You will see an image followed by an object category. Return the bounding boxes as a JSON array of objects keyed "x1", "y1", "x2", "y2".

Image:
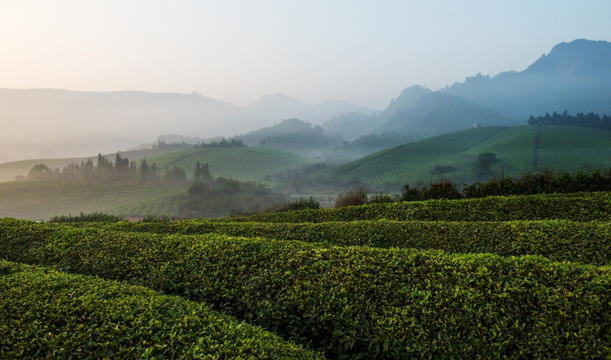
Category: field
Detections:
[
  {"x1": 1, "y1": 191, "x2": 609, "y2": 358},
  {"x1": 316, "y1": 126, "x2": 611, "y2": 186}
]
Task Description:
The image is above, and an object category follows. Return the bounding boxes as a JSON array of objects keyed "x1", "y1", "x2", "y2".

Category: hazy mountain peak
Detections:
[
  {"x1": 249, "y1": 92, "x2": 305, "y2": 108},
  {"x1": 525, "y1": 39, "x2": 611, "y2": 75},
  {"x1": 442, "y1": 39, "x2": 611, "y2": 119}
]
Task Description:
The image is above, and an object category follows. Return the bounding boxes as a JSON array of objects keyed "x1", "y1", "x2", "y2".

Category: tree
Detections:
[
  {"x1": 28, "y1": 164, "x2": 55, "y2": 180},
  {"x1": 140, "y1": 159, "x2": 150, "y2": 182},
  {"x1": 194, "y1": 161, "x2": 212, "y2": 182},
  {"x1": 164, "y1": 166, "x2": 186, "y2": 183},
  {"x1": 474, "y1": 152, "x2": 498, "y2": 178}
]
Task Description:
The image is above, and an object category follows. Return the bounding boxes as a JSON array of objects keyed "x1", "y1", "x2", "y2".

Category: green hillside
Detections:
[
  {"x1": 148, "y1": 146, "x2": 315, "y2": 181},
  {"x1": 316, "y1": 126, "x2": 611, "y2": 186},
  {"x1": 0, "y1": 147, "x2": 314, "y2": 220}
]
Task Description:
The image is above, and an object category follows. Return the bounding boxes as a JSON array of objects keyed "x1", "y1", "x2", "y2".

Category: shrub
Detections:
[
  {"x1": 49, "y1": 211, "x2": 122, "y2": 223},
  {"x1": 334, "y1": 189, "x2": 368, "y2": 208}
]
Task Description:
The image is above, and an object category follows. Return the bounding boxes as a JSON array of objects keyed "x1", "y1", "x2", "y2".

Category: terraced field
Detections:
[{"x1": 1, "y1": 191, "x2": 609, "y2": 358}]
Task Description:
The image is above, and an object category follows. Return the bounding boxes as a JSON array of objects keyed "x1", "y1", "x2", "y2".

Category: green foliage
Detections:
[
  {"x1": 0, "y1": 260, "x2": 322, "y2": 359},
  {"x1": 49, "y1": 211, "x2": 122, "y2": 223},
  {"x1": 0, "y1": 223, "x2": 608, "y2": 359}
]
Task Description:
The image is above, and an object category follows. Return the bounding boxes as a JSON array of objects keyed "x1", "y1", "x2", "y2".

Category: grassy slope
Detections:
[
  {"x1": 317, "y1": 126, "x2": 611, "y2": 186},
  {"x1": 148, "y1": 147, "x2": 315, "y2": 181}
]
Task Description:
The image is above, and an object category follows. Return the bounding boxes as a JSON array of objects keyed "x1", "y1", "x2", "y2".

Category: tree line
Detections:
[
  {"x1": 193, "y1": 138, "x2": 246, "y2": 149},
  {"x1": 527, "y1": 110, "x2": 611, "y2": 131},
  {"x1": 27, "y1": 153, "x2": 192, "y2": 184}
]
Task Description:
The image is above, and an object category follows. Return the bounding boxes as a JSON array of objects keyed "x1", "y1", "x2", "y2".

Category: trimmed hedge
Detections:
[
  {"x1": 1, "y1": 223, "x2": 609, "y2": 359},
  {"x1": 105, "y1": 219, "x2": 611, "y2": 266},
  {"x1": 234, "y1": 192, "x2": 611, "y2": 223},
  {"x1": 0, "y1": 260, "x2": 322, "y2": 359}
]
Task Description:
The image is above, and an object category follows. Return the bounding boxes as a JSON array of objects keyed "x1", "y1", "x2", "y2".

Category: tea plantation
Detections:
[{"x1": 1, "y1": 191, "x2": 609, "y2": 358}]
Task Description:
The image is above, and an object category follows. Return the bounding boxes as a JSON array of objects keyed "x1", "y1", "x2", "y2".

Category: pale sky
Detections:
[{"x1": 1, "y1": 0, "x2": 610, "y2": 109}]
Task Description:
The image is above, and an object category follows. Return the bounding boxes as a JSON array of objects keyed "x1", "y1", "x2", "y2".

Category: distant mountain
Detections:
[
  {"x1": 443, "y1": 39, "x2": 611, "y2": 119},
  {"x1": 373, "y1": 91, "x2": 519, "y2": 139},
  {"x1": 322, "y1": 86, "x2": 431, "y2": 142},
  {"x1": 321, "y1": 113, "x2": 376, "y2": 141},
  {"x1": 237, "y1": 118, "x2": 340, "y2": 154},
  {"x1": 0, "y1": 89, "x2": 375, "y2": 160},
  {"x1": 376, "y1": 85, "x2": 432, "y2": 125},
  {"x1": 0, "y1": 89, "x2": 239, "y2": 160},
  {"x1": 241, "y1": 92, "x2": 378, "y2": 130}
]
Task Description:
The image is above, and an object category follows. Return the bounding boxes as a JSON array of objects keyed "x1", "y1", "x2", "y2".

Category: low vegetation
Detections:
[
  {"x1": 0, "y1": 260, "x2": 322, "y2": 359},
  {"x1": 1, "y1": 219, "x2": 608, "y2": 358}
]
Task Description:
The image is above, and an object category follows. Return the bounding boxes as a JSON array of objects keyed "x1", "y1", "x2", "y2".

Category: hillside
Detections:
[
  {"x1": 0, "y1": 146, "x2": 313, "y2": 220},
  {"x1": 316, "y1": 126, "x2": 611, "y2": 186}
]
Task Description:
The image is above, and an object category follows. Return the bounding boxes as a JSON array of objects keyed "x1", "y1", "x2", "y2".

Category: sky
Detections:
[{"x1": 1, "y1": 0, "x2": 610, "y2": 110}]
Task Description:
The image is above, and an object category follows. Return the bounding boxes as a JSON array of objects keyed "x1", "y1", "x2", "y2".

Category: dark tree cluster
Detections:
[
  {"x1": 29, "y1": 153, "x2": 188, "y2": 184},
  {"x1": 527, "y1": 110, "x2": 611, "y2": 131},
  {"x1": 194, "y1": 138, "x2": 247, "y2": 149},
  {"x1": 194, "y1": 161, "x2": 212, "y2": 182}
]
